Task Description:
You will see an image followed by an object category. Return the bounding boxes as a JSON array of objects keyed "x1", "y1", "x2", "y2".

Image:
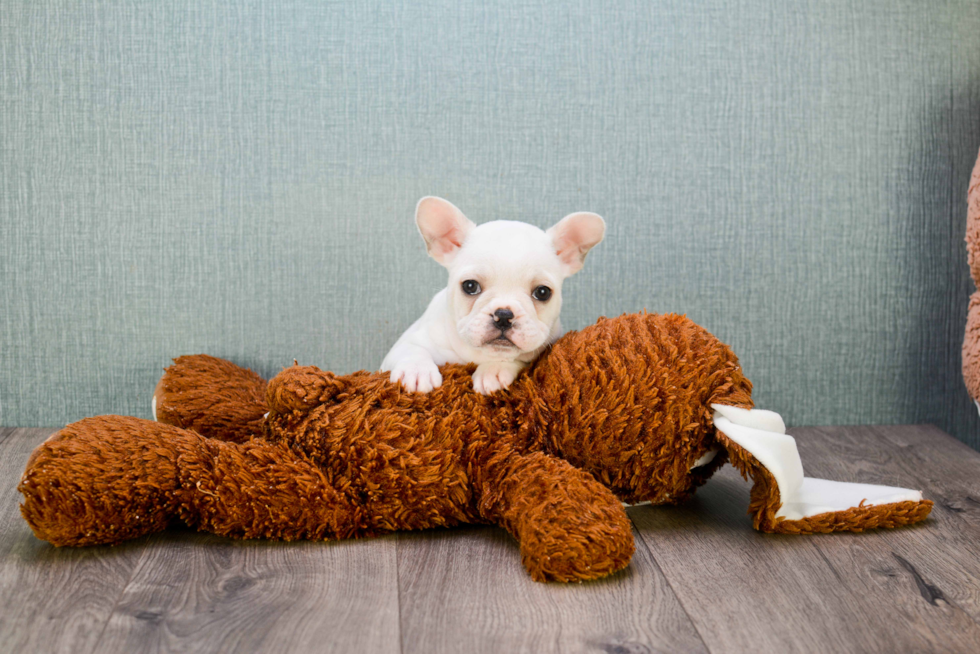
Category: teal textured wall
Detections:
[{"x1": 3, "y1": 1, "x2": 980, "y2": 447}]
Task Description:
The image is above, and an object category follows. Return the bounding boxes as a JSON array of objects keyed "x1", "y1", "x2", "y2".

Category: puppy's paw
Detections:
[
  {"x1": 390, "y1": 358, "x2": 443, "y2": 393},
  {"x1": 472, "y1": 361, "x2": 525, "y2": 395}
]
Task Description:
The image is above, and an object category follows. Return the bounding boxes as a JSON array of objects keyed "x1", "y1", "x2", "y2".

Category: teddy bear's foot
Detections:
[
  {"x1": 711, "y1": 404, "x2": 933, "y2": 534},
  {"x1": 154, "y1": 355, "x2": 269, "y2": 443},
  {"x1": 20, "y1": 416, "x2": 190, "y2": 546},
  {"x1": 481, "y1": 450, "x2": 635, "y2": 582}
]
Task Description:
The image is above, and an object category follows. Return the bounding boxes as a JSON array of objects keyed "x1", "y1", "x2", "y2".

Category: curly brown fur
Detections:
[
  {"x1": 19, "y1": 312, "x2": 928, "y2": 582},
  {"x1": 18, "y1": 416, "x2": 365, "y2": 547},
  {"x1": 153, "y1": 354, "x2": 268, "y2": 443}
]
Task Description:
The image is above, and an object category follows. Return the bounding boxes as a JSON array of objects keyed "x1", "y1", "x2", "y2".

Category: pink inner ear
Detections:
[
  {"x1": 416, "y1": 197, "x2": 474, "y2": 264},
  {"x1": 555, "y1": 228, "x2": 587, "y2": 263},
  {"x1": 430, "y1": 224, "x2": 466, "y2": 258},
  {"x1": 552, "y1": 214, "x2": 604, "y2": 270}
]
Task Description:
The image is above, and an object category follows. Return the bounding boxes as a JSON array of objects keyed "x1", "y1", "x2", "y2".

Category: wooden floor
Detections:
[{"x1": 2, "y1": 425, "x2": 980, "y2": 653}]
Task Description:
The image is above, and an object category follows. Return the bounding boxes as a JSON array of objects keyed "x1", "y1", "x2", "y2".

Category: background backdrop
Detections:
[{"x1": 4, "y1": 0, "x2": 980, "y2": 448}]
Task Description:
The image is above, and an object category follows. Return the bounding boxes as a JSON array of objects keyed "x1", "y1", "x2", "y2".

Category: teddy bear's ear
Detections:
[
  {"x1": 711, "y1": 405, "x2": 932, "y2": 534},
  {"x1": 266, "y1": 365, "x2": 347, "y2": 415}
]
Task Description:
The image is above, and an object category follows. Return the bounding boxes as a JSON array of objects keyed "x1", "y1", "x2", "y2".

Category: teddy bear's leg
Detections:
[
  {"x1": 710, "y1": 404, "x2": 932, "y2": 533},
  {"x1": 153, "y1": 355, "x2": 269, "y2": 443},
  {"x1": 478, "y1": 450, "x2": 635, "y2": 582},
  {"x1": 180, "y1": 431, "x2": 367, "y2": 541},
  {"x1": 20, "y1": 416, "x2": 365, "y2": 547}
]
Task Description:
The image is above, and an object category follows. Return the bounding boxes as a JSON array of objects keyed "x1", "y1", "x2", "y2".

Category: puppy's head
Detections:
[{"x1": 415, "y1": 196, "x2": 605, "y2": 363}]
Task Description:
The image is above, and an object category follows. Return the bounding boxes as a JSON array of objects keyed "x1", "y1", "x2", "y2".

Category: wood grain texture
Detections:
[
  {"x1": 397, "y1": 525, "x2": 707, "y2": 654},
  {"x1": 807, "y1": 425, "x2": 980, "y2": 631},
  {"x1": 632, "y1": 425, "x2": 980, "y2": 654},
  {"x1": 97, "y1": 533, "x2": 401, "y2": 654},
  {"x1": 786, "y1": 426, "x2": 980, "y2": 652}
]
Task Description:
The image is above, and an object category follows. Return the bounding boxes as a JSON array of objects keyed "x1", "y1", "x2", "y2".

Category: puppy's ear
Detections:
[
  {"x1": 547, "y1": 212, "x2": 606, "y2": 276},
  {"x1": 415, "y1": 197, "x2": 476, "y2": 266}
]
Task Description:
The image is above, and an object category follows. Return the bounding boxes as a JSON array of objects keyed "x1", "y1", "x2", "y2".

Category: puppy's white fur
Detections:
[{"x1": 381, "y1": 197, "x2": 605, "y2": 394}]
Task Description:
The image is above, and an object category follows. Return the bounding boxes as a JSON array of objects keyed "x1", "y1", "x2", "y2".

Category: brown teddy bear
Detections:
[
  {"x1": 18, "y1": 313, "x2": 932, "y2": 582},
  {"x1": 964, "y1": 147, "x2": 980, "y2": 407}
]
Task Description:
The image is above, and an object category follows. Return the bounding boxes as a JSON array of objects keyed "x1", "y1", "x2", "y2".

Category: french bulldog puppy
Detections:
[{"x1": 381, "y1": 196, "x2": 605, "y2": 394}]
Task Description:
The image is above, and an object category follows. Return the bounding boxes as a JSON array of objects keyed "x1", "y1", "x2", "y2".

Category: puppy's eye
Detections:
[
  {"x1": 532, "y1": 285, "x2": 552, "y2": 302},
  {"x1": 461, "y1": 280, "x2": 482, "y2": 295}
]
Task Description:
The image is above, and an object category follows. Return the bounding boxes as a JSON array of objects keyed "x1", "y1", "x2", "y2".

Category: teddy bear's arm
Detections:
[
  {"x1": 477, "y1": 449, "x2": 635, "y2": 582},
  {"x1": 711, "y1": 405, "x2": 933, "y2": 533},
  {"x1": 265, "y1": 364, "x2": 349, "y2": 414}
]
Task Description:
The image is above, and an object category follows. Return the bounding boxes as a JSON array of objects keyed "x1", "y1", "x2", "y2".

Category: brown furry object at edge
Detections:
[
  {"x1": 19, "y1": 312, "x2": 931, "y2": 582},
  {"x1": 964, "y1": 146, "x2": 980, "y2": 404}
]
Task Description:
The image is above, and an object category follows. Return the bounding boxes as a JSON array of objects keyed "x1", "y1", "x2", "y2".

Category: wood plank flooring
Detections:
[{"x1": 1, "y1": 424, "x2": 979, "y2": 654}]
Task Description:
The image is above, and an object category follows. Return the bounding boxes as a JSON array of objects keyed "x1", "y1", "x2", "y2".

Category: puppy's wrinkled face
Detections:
[
  {"x1": 415, "y1": 197, "x2": 605, "y2": 364},
  {"x1": 449, "y1": 221, "x2": 563, "y2": 361}
]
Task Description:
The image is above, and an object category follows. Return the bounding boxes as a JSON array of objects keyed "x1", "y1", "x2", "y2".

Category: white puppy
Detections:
[{"x1": 381, "y1": 196, "x2": 605, "y2": 394}]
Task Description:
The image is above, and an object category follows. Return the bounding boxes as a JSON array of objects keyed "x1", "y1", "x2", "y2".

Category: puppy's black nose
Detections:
[{"x1": 493, "y1": 308, "x2": 515, "y2": 330}]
